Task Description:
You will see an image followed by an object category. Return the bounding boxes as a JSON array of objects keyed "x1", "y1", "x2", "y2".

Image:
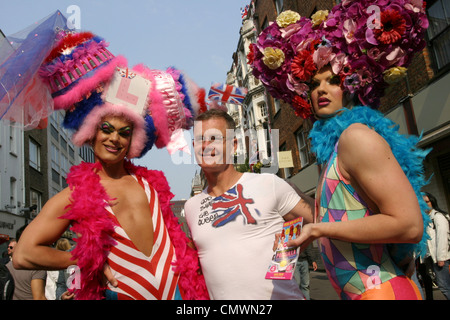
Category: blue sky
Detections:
[{"x1": 0, "y1": 0, "x2": 248, "y2": 200}]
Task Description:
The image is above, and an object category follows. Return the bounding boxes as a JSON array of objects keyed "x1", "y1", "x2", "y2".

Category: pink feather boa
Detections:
[{"x1": 61, "y1": 161, "x2": 209, "y2": 300}]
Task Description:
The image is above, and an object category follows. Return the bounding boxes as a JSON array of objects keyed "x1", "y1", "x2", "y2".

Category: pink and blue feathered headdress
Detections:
[{"x1": 37, "y1": 29, "x2": 207, "y2": 158}]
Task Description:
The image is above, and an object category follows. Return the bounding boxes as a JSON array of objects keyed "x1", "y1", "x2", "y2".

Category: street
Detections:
[{"x1": 309, "y1": 271, "x2": 339, "y2": 300}]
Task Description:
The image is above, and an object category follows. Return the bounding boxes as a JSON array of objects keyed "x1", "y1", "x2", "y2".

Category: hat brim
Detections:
[{"x1": 72, "y1": 102, "x2": 148, "y2": 159}]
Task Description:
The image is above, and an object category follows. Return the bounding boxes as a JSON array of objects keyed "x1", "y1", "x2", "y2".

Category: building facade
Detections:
[
  {"x1": 227, "y1": 14, "x2": 272, "y2": 168},
  {"x1": 1, "y1": 102, "x2": 94, "y2": 252},
  {"x1": 0, "y1": 29, "x2": 27, "y2": 245}
]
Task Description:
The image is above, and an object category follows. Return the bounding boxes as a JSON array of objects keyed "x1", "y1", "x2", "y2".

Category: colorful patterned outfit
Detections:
[{"x1": 317, "y1": 142, "x2": 422, "y2": 300}]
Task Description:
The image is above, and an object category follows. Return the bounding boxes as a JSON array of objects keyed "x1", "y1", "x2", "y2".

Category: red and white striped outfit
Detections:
[{"x1": 105, "y1": 174, "x2": 180, "y2": 300}]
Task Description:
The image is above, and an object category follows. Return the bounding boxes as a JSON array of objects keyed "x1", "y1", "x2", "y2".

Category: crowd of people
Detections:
[{"x1": 1, "y1": 0, "x2": 450, "y2": 301}]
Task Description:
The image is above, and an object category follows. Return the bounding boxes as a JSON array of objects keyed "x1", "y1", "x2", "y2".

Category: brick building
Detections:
[{"x1": 228, "y1": 0, "x2": 450, "y2": 210}]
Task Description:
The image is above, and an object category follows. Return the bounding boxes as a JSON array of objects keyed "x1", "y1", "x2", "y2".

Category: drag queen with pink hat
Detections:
[{"x1": 4, "y1": 14, "x2": 209, "y2": 300}]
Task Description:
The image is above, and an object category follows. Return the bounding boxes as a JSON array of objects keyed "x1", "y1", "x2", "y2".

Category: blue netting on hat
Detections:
[{"x1": 0, "y1": 10, "x2": 67, "y2": 128}]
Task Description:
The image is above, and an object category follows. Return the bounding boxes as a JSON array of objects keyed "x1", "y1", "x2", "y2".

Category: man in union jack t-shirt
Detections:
[{"x1": 184, "y1": 109, "x2": 314, "y2": 300}]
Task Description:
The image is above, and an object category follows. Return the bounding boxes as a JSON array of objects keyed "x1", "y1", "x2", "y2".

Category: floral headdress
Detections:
[
  {"x1": 38, "y1": 30, "x2": 206, "y2": 158},
  {"x1": 248, "y1": 0, "x2": 428, "y2": 119}
]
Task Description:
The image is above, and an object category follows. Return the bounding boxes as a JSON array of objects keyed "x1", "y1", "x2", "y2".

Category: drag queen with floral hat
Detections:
[
  {"x1": 250, "y1": 0, "x2": 430, "y2": 300},
  {"x1": 9, "y1": 21, "x2": 209, "y2": 300}
]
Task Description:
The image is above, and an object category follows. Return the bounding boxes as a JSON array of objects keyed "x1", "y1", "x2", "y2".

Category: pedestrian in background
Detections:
[
  {"x1": 423, "y1": 192, "x2": 450, "y2": 299},
  {"x1": 54, "y1": 238, "x2": 73, "y2": 300},
  {"x1": 294, "y1": 244, "x2": 318, "y2": 300},
  {"x1": 6, "y1": 231, "x2": 46, "y2": 300},
  {"x1": 1, "y1": 239, "x2": 16, "y2": 264},
  {"x1": 44, "y1": 238, "x2": 73, "y2": 300}
]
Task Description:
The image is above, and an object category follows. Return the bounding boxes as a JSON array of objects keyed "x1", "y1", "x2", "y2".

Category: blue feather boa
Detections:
[{"x1": 309, "y1": 106, "x2": 431, "y2": 263}]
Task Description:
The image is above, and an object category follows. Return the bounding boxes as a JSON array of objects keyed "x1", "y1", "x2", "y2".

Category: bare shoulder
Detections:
[
  {"x1": 338, "y1": 123, "x2": 394, "y2": 176},
  {"x1": 339, "y1": 123, "x2": 390, "y2": 157},
  {"x1": 339, "y1": 123, "x2": 385, "y2": 143},
  {"x1": 50, "y1": 187, "x2": 72, "y2": 205}
]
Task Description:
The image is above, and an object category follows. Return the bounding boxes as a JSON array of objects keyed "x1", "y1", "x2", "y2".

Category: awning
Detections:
[{"x1": 0, "y1": 234, "x2": 10, "y2": 245}]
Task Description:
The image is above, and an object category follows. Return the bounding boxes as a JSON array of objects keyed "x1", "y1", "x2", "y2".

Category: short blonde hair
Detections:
[{"x1": 56, "y1": 238, "x2": 71, "y2": 251}]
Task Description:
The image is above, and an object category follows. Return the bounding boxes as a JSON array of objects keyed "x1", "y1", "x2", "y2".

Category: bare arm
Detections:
[
  {"x1": 31, "y1": 278, "x2": 47, "y2": 300},
  {"x1": 283, "y1": 181, "x2": 315, "y2": 224},
  {"x1": 13, "y1": 187, "x2": 75, "y2": 270},
  {"x1": 289, "y1": 124, "x2": 423, "y2": 248},
  {"x1": 283, "y1": 196, "x2": 314, "y2": 224}
]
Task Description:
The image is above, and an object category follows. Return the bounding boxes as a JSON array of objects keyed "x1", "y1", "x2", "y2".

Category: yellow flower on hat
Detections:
[
  {"x1": 383, "y1": 66, "x2": 407, "y2": 84},
  {"x1": 262, "y1": 47, "x2": 285, "y2": 70},
  {"x1": 276, "y1": 10, "x2": 301, "y2": 28},
  {"x1": 311, "y1": 10, "x2": 329, "y2": 27}
]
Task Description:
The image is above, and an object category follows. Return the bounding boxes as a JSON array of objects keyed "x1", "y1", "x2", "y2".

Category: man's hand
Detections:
[
  {"x1": 103, "y1": 263, "x2": 118, "y2": 288},
  {"x1": 61, "y1": 291, "x2": 75, "y2": 300}
]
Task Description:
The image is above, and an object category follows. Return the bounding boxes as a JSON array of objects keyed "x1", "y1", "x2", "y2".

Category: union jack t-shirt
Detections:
[{"x1": 185, "y1": 172, "x2": 305, "y2": 300}]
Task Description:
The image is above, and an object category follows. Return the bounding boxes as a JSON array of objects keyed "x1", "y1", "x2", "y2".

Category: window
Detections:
[
  {"x1": 296, "y1": 127, "x2": 310, "y2": 167},
  {"x1": 79, "y1": 145, "x2": 95, "y2": 163},
  {"x1": 263, "y1": 122, "x2": 271, "y2": 158},
  {"x1": 62, "y1": 177, "x2": 68, "y2": 188},
  {"x1": 69, "y1": 146, "x2": 75, "y2": 159},
  {"x1": 427, "y1": 0, "x2": 450, "y2": 70},
  {"x1": 61, "y1": 153, "x2": 69, "y2": 174},
  {"x1": 273, "y1": 99, "x2": 281, "y2": 114},
  {"x1": 29, "y1": 139, "x2": 41, "y2": 171},
  {"x1": 60, "y1": 137, "x2": 67, "y2": 152},
  {"x1": 50, "y1": 124, "x2": 59, "y2": 142},
  {"x1": 258, "y1": 102, "x2": 267, "y2": 118},
  {"x1": 10, "y1": 177, "x2": 16, "y2": 208},
  {"x1": 9, "y1": 123, "x2": 16, "y2": 154},
  {"x1": 275, "y1": 0, "x2": 284, "y2": 14},
  {"x1": 239, "y1": 48, "x2": 248, "y2": 78},
  {"x1": 50, "y1": 111, "x2": 59, "y2": 127},
  {"x1": 51, "y1": 144, "x2": 60, "y2": 170},
  {"x1": 30, "y1": 189, "x2": 42, "y2": 213},
  {"x1": 51, "y1": 187, "x2": 59, "y2": 198},
  {"x1": 262, "y1": 18, "x2": 269, "y2": 31},
  {"x1": 52, "y1": 169, "x2": 60, "y2": 185}
]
